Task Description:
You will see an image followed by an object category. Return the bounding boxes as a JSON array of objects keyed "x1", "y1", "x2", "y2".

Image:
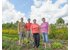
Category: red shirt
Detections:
[
  {"x1": 31, "y1": 23, "x2": 40, "y2": 34},
  {"x1": 25, "y1": 22, "x2": 32, "y2": 31}
]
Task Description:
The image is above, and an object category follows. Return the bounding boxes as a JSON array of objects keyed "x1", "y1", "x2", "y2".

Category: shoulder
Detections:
[
  {"x1": 41, "y1": 23, "x2": 43, "y2": 25},
  {"x1": 31, "y1": 23, "x2": 33, "y2": 26},
  {"x1": 23, "y1": 22, "x2": 25, "y2": 24},
  {"x1": 30, "y1": 23, "x2": 32, "y2": 24},
  {"x1": 31, "y1": 24, "x2": 33, "y2": 28},
  {"x1": 18, "y1": 22, "x2": 21, "y2": 24},
  {"x1": 25, "y1": 23, "x2": 27, "y2": 25},
  {"x1": 36, "y1": 24, "x2": 40, "y2": 26},
  {"x1": 45, "y1": 22, "x2": 48, "y2": 24}
]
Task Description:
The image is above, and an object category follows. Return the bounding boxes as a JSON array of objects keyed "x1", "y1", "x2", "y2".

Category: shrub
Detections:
[
  {"x1": 49, "y1": 24, "x2": 68, "y2": 40},
  {"x1": 51, "y1": 42, "x2": 63, "y2": 49},
  {"x1": 2, "y1": 29, "x2": 18, "y2": 34},
  {"x1": 2, "y1": 40, "x2": 11, "y2": 49}
]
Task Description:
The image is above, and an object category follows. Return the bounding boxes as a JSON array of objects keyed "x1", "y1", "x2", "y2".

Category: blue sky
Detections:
[
  {"x1": 52, "y1": 0, "x2": 57, "y2": 4},
  {"x1": 2, "y1": 0, "x2": 67, "y2": 24},
  {"x1": 9, "y1": 0, "x2": 59, "y2": 18},
  {"x1": 10, "y1": 0, "x2": 34, "y2": 18}
]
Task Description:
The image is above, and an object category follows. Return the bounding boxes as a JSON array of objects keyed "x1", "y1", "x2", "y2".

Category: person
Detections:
[
  {"x1": 31, "y1": 19, "x2": 40, "y2": 50},
  {"x1": 18, "y1": 18, "x2": 26, "y2": 46},
  {"x1": 25, "y1": 18, "x2": 32, "y2": 43},
  {"x1": 40, "y1": 18, "x2": 49, "y2": 49}
]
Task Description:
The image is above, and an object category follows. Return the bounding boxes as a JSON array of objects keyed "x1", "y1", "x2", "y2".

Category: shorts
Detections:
[
  {"x1": 33, "y1": 33, "x2": 40, "y2": 48},
  {"x1": 42, "y1": 33, "x2": 49, "y2": 43},
  {"x1": 19, "y1": 32, "x2": 24, "y2": 40}
]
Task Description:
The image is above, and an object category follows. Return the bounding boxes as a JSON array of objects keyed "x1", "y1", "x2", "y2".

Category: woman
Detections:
[
  {"x1": 31, "y1": 19, "x2": 40, "y2": 50},
  {"x1": 40, "y1": 18, "x2": 49, "y2": 49}
]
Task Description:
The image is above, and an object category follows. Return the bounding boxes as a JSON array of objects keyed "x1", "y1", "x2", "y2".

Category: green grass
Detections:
[{"x1": 2, "y1": 33, "x2": 68, "y2": 50}]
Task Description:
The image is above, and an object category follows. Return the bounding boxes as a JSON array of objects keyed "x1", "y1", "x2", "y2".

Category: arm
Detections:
[
  {"x1": 39, "y1": 25, "x2": 41, "y2": 34},
  {"x1": 25, "y1": 23, "x2": 27, "y2": 30},
  {"x1": 48, "y1": 23, "x2": 49, "y2": 34},
  {"x1": 30, "y1": 25, "x2": 34, "y2": 41},
  {"x1": 39, "y1": 24, "x2": 42, "y2": 34},
  {"x1": 30, "y1": 25, "x2": 33, "y2": 36},
  {"x1": 39, "y1": 25, "x2": 42, "y2": 38},
  {"x1": 18, "y1": 22, "x2": 20, "y2": 34},
  {"x1": 23, "y1": 23, "x2": 26, "y2": 33}
]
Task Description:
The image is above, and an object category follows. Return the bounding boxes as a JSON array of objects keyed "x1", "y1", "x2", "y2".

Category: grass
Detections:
[{"x1": 2, "y1": 33, "x2": 68, "y2": 50}]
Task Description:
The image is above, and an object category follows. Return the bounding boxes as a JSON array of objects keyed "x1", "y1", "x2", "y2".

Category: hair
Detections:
[
  {"x1": 42, "y1": 17, "x2": 45, "y2": 19},
  {"x1": 21, "y1": 18, "x2": 23, "y2": 20},
  {"x1": 28, "y1": 18, "x2": 30, "y2": 20},
  {"x1": 33, "y1": 19, "x2": 36, "y2": 21}
]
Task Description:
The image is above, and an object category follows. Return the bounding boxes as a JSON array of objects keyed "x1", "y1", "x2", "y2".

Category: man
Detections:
[
  {"x1": 18, "y1": 18, "x2": 26, "y2": 46},
  {"x1": 25, "y1": 18, "x2": 32, "y2": 43}
]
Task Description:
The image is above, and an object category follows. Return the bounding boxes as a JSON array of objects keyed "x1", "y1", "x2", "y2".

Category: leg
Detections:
[
  {"x1": 42, "y1": 33, "x2": 47, "y2": 48},
  {"x1": 35, "y1": 34, "x2": 40, "y2": 50},
  {"x1": 36, "y1": 34, "x2": 40, "y2": 48},
  {"x1": 20, "y1": 32, "x2": 25, "y2": 46},
  {"x1": 18, "y1": 32, "x2": 22, "y2": 45},
  {"x1": 44, "y1": 33, "x2": 49, "y2": 48}
]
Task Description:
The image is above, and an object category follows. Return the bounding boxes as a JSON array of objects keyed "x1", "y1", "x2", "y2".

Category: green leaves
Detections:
[
  {"x1": 49, "y1": 24, "x2": 68, "y2": 40},
  {"x1": 51, "y1": 42, "x2": 63, "y2": 49},
  {"x1": 56, "y1": 17, "x2": 65, "y2": 24}
]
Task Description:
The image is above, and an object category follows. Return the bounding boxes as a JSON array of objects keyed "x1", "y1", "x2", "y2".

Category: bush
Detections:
[
  {"x1": 51, "y1": 42, "x2": 63, "y2": 49},
  {"x1": 49, "y1": 24, "x2": 68, "y2": 40},
  {"x1": 2, "y1": 29, "x2": 18, "y2": 34},
  {"x1": 2, "y1": 40, "x2": 11, "y2": 49}
]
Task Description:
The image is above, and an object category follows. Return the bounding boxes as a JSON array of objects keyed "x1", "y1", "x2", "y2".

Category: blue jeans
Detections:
[{"x1": 42, "y1": 33, "x2": 49, "y2": 43}]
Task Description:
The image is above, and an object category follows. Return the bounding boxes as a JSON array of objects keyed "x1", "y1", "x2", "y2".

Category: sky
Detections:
[{"x1": 2, "y1": 0, "x2": 68, "y2": 24}]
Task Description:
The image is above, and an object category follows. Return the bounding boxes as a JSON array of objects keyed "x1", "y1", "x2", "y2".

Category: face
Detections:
[
  {"x1": 21, "y1": 18, "x2": 23, "y2": 22},
  {"x1": 33, "y1": 19, "x2": 36, "y2": 23},
  {"x1": 42, "y1": 18, "x2": 45, "y2": 22},
  {"x1": 28, "y1": 19, "x2": 30, "y2": 22}
]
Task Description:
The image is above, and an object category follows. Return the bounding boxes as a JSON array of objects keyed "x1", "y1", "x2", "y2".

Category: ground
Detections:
[{"x1": 2, "y1": 34, "x2": 68, "y2": 50}]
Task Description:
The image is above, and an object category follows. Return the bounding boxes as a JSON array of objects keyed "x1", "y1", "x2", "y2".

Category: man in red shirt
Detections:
[{"x1": 25, "y1": 18, "x2": 32, "y2": 42}]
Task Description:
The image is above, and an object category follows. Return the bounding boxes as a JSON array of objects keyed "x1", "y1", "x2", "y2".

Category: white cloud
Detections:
[
  {"x1": 30, "y1": 0, "x2": 68, "y2": 24},
  {"x1": 34, "y1": 0, "x2": 42, "y2": 8},
  {"x1": 62, "y1": 16, "x2": 68, "y2": 23},
  {"x1": 2, "y1": 0, "x2": 27, "y2": 23}
]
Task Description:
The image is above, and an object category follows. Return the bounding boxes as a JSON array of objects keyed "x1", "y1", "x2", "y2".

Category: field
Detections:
[
  {"x1": 2, "y1": 33, "x2": 68, "y2": 50},
  {"x1": 2, "y1": 22, "x2": 68, "y2": 50}
]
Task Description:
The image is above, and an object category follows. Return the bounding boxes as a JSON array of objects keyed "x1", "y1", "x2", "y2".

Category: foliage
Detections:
[
  {"x1": 2, "y1": 22, "x2": 18, "y2": 29},
  {"x1": 2, "y1": 34, "x2": 68, "y2": 50},
  {"x1": 2, "y1": 40, "x2": 10, "y2": 49},
  {"x1": 51, "y1": 42, "x2": 63, "y2": 49},
  {"x1": 56, "y1": 17, "x2": 65, "y2": 24},
  {"x1": 2, "y1": 29, "x2": 18, "y2": 34},
  {"x1": 49, "y1": 24, "x2": 68, "y2": 40}
]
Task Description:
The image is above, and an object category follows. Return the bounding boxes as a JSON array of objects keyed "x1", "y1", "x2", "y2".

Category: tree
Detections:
[{"x1": 56, "y1": 18, "x2": 65, "y2": 24}]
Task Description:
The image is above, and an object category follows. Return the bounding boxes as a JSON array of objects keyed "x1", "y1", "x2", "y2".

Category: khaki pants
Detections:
[{"x1": 26, "y1": 31, "x2": 32, "y2": 41}]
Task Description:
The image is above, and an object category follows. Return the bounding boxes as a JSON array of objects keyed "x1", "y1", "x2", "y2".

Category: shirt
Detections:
[
  {"x1": 18, "y1": 22, "x2": 25, "y2": 32},
  {"x1": 40, "y1": 22, "x2": 48, "y2": 33},
  {"x1": 31, "y1": 23, "x2": 40, "y2": 34},
  {"x1": 25, "y1": 23, "x2": 32, "y2": 31}
]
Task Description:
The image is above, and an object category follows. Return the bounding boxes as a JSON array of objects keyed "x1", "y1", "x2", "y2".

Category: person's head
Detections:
[
  {"x1": 33, "y1": 19, "x2": 36, "y2": 24},
  {"x1": 28, "y1": 18, "x2": 31, "y2": 23},
  {"x1": 21, "y1": 18, "x2": 23, "y2": 22},
  {"x1": 42, "y1": 18, "x2": 45, "y2": 22}
]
